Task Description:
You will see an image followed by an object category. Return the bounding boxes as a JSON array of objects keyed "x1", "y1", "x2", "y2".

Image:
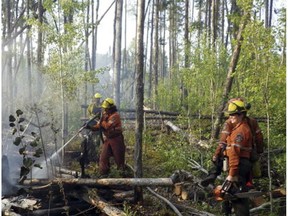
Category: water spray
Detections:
[{"x1": 35, "y1": 115, "x2": 99, "y2": 178}]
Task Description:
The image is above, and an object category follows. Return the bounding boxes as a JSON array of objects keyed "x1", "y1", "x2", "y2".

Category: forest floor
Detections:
[{"x1": 2, "y1": 127, "x2": 286, "y2": 216}]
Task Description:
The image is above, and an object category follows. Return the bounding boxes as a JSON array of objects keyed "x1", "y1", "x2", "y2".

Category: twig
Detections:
[{"x1": 146, "y1": 187, "x2": 183, "y2": 216}]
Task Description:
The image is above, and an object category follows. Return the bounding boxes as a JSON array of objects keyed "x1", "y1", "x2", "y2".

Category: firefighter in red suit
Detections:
[{"x1": 87, "y1": 98, "x2": 126, "y2": 176}]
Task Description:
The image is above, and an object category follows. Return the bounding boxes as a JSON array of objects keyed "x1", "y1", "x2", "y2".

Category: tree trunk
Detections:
[
  {"x1": 182, "y1": 0, "x2": 189, "y2": 111},
  {"x1": 148, "y1": 0, "x2": 154, "y2": 98},
  {"x1": 211, "y1": 0, "x2": 218, "y2": 46},
  {"x1": 113, "y1": 0, "x2": 123, "y2": 107},
  {"x1": 36, "y1": 0, "x2": 44, "y2": 97},
  {"x1": 265, "y1": 0, "x2": 269, "y2": 28},
  {"x1": 153, "y1": 0, "x2": 159, "y2": 108},
  {"x1": 197, "y1": 0, "x2": 202, "y2": 47},
  {"x1": 268, "y1": 0, "x2": 273, "y2": 27},
  {"x1": 211, "y1": 10, "x2": 250, "y2": 140},
  {"x1": 134, "y1": 0, "x2": 145, "y2": 203},
  {"x1": 22, "y1": 178, "x2": 174, "y2": 187},
  {"x1": 27, "y1": 0, "x2": 32, "y2": 102}
]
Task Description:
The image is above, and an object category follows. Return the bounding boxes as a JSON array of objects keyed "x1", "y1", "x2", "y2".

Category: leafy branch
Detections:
[{"x1": 9, "y1": 109, "x2": 43, "y2": 184}]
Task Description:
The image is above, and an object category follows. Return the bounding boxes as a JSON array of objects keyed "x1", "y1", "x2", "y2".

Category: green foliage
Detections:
[
  {"x1": 9, "y1": 110, "x2": 43, "y2": 184},
  {"x1": 123, "y1": 201, "x2": 137, "y2": 216}
]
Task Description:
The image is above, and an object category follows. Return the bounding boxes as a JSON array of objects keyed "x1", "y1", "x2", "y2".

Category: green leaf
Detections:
[
  {"x1": 18, "y1": 117, "x2": 25, "y2": 123},
  {"x1": 13, "y1": 137, "x2": 22, "y2": 146},
  {"x1": 9, "y1": 115, "x2": 16, "y2": 122},
  {"x1": 30, "y1": 140, "x2": 38, "y2": 147},
  {"x1": 34, "y1": 164, "x2": 43, "y2": 169},
  {"x1": 16, "y1": 109, "x2": 24, "y2": 116},
  {"x1": 12, "y1": 128, "x2": 17, "y2": 135},
  {"x1": 23, "y1": 157, "x2": 34, "y2": 168},
  {"x1": 20, "y1": 166, "x2": 30, "y2": 177},
  {"x1": 19, "y1": 147, "x2": 26, "y2": 155},
  {"x1": 19, "y1": 125, "x2": 25, "y2": 132},
  {"x1": 33, "y1": 148, "x2": 43, "y2": 157}
]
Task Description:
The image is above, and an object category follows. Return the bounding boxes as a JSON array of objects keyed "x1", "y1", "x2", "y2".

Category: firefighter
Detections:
[
  {"x1": 86, "y1": 98, "x2": 126, "y2": 177},
  {"x1": 200, "y1": 98, "x2": 264, "y2": 187},
  {"x1": 214, "y1": 99, "x2": 253, "y2": 216},
  {"x1": 79, "y1": 93, "x2": 103, "y2": 177},
  {"x1": 87, "y1": 93, "x2": 102, "y2": 118}
]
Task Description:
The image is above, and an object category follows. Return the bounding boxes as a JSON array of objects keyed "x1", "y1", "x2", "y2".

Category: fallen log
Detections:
[
  {"x1": 25, "y1": 206, "x2": 70, "y2": 216},
  {"x1": 22, "y1": 178, "x2": 174, "y2": 187},
  {"x1": 70, "y1": 186, "x2": 125, "y2": 216},
  {"x1": 164, "y1": 120, "x2": 210, "y2": 149}
]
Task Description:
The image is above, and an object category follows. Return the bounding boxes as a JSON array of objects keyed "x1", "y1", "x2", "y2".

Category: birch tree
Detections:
[
  {"x1": 113, "y1": 0, "x2": 123, "y2": 106},
  {"x1": 134, "y1": 0, "x2": 146, "y2": 203}
]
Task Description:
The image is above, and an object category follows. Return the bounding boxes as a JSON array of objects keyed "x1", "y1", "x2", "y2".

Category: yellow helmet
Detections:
[
  {"x1": 94, "y1": 93, "x2": 102, "y2": 99},
  {"x1": 227, "y1": 100, "x2": 246, "y2": 115},
  {"x1": 101, "y1": 98, "x2": 115, "y2": 109}
]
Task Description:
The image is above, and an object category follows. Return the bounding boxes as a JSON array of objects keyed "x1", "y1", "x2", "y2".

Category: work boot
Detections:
[{"x1": 200, "y1": 173, "x2": 217, "y2": 187}]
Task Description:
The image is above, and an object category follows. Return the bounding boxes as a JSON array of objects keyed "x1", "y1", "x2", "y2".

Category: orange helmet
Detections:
[{"x1": 214, "y1": 185, "x2": 224, "y2": 201}]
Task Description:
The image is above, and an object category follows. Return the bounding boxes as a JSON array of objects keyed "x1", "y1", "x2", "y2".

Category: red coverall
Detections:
[{"x1": 92, "y1": 110, "x2": 126, "y2": 175}]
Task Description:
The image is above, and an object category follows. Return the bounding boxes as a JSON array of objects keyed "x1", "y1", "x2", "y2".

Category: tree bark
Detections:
[
  {"x1": 22, "y1": 178, "x2": 174, "y2": 187},
  {"x1": 113, "y1": 0, "x2": 123, "y2": 106},
  {"x1": 152, "y1": 0, "x2": 159, "y2": 108},
  {"x1": 36, "y1": 0, "x2": 44, "y2": 97},
  {"x1": 71, "y1": 186, "x2": 126, "y2": 216},
  {"x1": 211, "y1": 10, "x2": 250, "y2": 140},
  {"x1": 134, "y1": 0, "x2": 146, "y2": 203},
  {"x1": 148, "y1": 0, "x2": 154, "y2": 98}
]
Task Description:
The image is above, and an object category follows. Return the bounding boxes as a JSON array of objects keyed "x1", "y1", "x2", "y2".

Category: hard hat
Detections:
[
  {"x1": 227, "y1": 100, "x2": 246, "y2": 115},
  {"x1": 228, "y1": 97, "x2": 251, "y2": 111},
  {"x1": 101, "y1": 98, "x2": 115, "y2": 109},
  {"x1": 214, "y1": 185, "x2": 224, "y2": 201},
  {"x1": 94, "y1": 93, "x2": 102, "y2": 99}
]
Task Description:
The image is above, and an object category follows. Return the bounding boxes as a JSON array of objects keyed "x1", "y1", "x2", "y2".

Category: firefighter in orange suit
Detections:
[
  {"x1": 216, "y1": 99, "x2": 253, "y2": 216},
  {"x1": 201, "y1": 98, "x2": 263, "y2": 187},
  {"x1": 86, "y1": 98, "x2": 126, "y2": 176}
]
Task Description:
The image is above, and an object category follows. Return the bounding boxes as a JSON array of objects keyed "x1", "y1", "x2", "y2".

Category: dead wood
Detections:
[
  {"x1": 146, "y1": 187, "x2": 183, "y2": 216},
  {"x1": 70, "y1": 186, "x2": 125, "y2": 216},
  {"x1": 250, "y1": 197, "x2": 286, "y2": 214},
  {"x1": 164, "y1": 120, "x2": 210, "y2": 149},
  {"x1": 22, "y1": 177, "x2": 174, "y2": 187},
  {"x1": 25, "y1": 206, "x2": 70, "y2": 216},
  {"x1": 174, "y1": 203, "x2": 216, "y2": 216},
  {"x1": 54, "y1": 166, "x2": 79, "y2": 177},
  {"x1": 112, "y1": 190, "x2": 134, "y2": 199},
  {"x1": 271, "y1": 188, "x2": 286, "y2": 198}
]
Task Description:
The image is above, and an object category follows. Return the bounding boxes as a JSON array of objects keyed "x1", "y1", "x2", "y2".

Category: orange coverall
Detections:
[
  {"x1": 214, "y1": 116, "x2": 264, "y2": 159},
  {"x1": 92, "y1": 111, "x2": 126, "y2": 175},
  {"x1": 226, "y1": 121, "x2": 253, "y2": 177}
]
